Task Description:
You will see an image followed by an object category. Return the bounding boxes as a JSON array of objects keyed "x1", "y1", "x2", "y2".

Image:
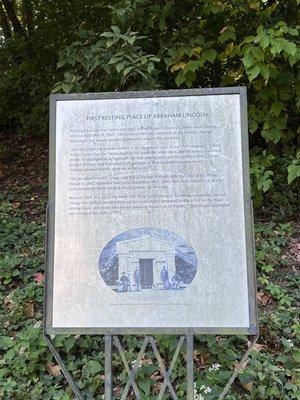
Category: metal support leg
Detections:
[
  {"x1": 186, "y1": 334, "x2": 194, "y2": 400},
  {"x1": 157, "y1": 336, "x2": 185, "y2": 400},
  {"x1": 149, "y1": 336, "x2": 178, "y2": 400},
  {"x1": 44, "y1": 333, "x2": 259, "y2": 400},
  {"x1": 114, "y1": 336, "x2": 141, "y2": 400},
  {"x1": 105, "y1": 335, "x2": 113, "y2": 400},
  {"x1": 218, "y1": 333, "x2": 259, "y2": 400},
  {"x1": 44, "y1": 333, "x2": 83, "y2": 400},
  {"x1": 120, "y1": 336, "x2": 149, "y2": 400}
]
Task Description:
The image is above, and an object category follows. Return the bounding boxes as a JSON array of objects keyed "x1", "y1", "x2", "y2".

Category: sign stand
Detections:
[
  {"x1": 44, "y1": 331, "x2": 259, "y2": 399},
  {"x1": 44, "y1": 88, "x2": 259, "y2": 399}
]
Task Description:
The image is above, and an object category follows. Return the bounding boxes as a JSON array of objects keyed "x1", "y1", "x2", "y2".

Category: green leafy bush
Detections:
[
  {"x1": 52, "y1": 0, "x2": 299, "y2": 215},
  {"x1": 52, "y1": 27, "x2": 160, "y2": 93},
  {"x1": 0, "y1": 0, "x2": 299, "y2": 214},
  {"x1": 0, "y1": 0, "x2": 112, "y2": 134}
]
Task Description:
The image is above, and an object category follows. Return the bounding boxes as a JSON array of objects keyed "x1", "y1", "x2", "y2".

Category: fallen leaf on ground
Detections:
[
  {"x1": 153, "y1": 381, "x2": 163, "y2": 392},
  {"x1": 4, "y1": 294, "x2": 14, "y2": 309},
  {"x1": 193, "y1": 351, "x2": 210, "y2": 369},
  {"x1": 234, "y1": 358, "x2": 249, "y2": 372},
  {"x1": 46, "y1": 363, "x2": 61, "y2": 376},
  {"x1": 34, "y1": 272, "x2": 44, "y2": 284},
  {"x1": 141, "y1": 356, "x2": 153, "y2": 365},
  {"x1": 248, "y1": 342, "x2": 267, "y2": 352},
  {"x1": 151, "y1": 370, "x2": 162, "y2": 382},
  {"x1": 242, "y1": 381, "x2": 253, "y2": 391},
  {"x1": 23, "y1": 302, "x2": 35, "y2": 318},
  {"x1": 257, "y1": 290, "x2": 272, "y2": 305}
]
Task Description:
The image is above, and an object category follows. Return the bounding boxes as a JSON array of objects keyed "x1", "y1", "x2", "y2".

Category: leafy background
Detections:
[{"x1": 0, "y1": 0, "x2": 299, "y2": 399}]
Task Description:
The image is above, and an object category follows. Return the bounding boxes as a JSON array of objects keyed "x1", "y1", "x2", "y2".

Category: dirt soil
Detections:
[{"x1": 0, "y1": 132, "x2": 48, "y2": 220}]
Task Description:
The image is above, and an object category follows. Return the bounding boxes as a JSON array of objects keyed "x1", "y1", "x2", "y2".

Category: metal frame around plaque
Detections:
[{"x1": 44, "y1": 87, "x2": 259, "y2": 399}]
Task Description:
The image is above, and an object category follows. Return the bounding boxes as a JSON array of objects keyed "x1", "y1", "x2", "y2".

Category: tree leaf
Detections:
[
  {"x1": 101, "y1": 31, "x2": 115, "y2": 38},
  {"x1": 259, "y1": 34, "x2": 269, "y2": 49},
  {"x1": 270, "y1": 102, "x2": 284, "y2": 116},
  {"x1": 202, "y1": 48, "x2": 218, "y2": 63},
  {"x1": 147, "y1": 62, "x2": 154, "y2": 73},
  {"x1": 287, "y1": 163, "x2": 300, "y2": 184},
  {"x1": 284, "y1": 41, "x2": 297, "y2": 56},
  {"x1": 123, "y1": 66, "x2": 135, "y2": 76},
  {"x1": 184, "y1": 60, "x2": 202, "y2": 73},
  {"x1": 115, "y1": 61, "x2": 127, "y2": 73},
  {"x1": 170, "y1": 62, "x2": 186, "y2": 73},
  {"x1": 248, "y1": 64, "x2": 260, "y2": 81},
  {"x1": 270, "y1": 39, "x2": 285, "y2": 55},
  {"x1": 252, "y1": 47, "x2": 264, "y2": 61},
  {"x1": 108, "y1": 55, "x2": 123, "y2": 65},
  {"x1": 111, "y1": 26, "x2": 120, "y2": 34},
  {"x1": 242, "y1": 52, "x2": 255, "y2": 68},
  {"x1": 259, "y1": 63, "x2": 270, "y2": 80},
  {"x1": 175, "y1": 71, "x2": 185, "y2": 86},
  {"x1": 62, "y1": 83, "x2": 72, "y2": 94}
]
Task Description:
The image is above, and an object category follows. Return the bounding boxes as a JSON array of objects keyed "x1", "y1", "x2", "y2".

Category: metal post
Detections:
[
  {"x1": 44, "y1": 332, "x2": 259, "y2": 400},
  {"x1": 105, "y1": 335, "x2": 113, "y2": 400},
  {"x1": 218, "y1": 333, "x2": 259, "y2": 400},
  {"x1": 44, "y1": 334, "x2": 83, "y2": 400},
  {"x1": 186, "y1": 334, "x2": 194, "y2": 400}
]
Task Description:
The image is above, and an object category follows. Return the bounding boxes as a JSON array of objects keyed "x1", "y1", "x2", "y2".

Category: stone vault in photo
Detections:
[{"x1": 99, "y1": 227, "x2": 198, "y2": 293}]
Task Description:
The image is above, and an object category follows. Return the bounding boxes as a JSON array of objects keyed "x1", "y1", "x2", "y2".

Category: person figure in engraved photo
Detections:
[
  {"x1": 120, "y1": 272, "x2": 129, "y2": 291},
  {"x1": 172, "y1": 271, "x2": 181, "y2": 290},
  {"x1": 133, "y1": 267, "x2": 141, "y2": 291},
  {"x1": 160, "y1": 266, "x2": 169, "y2": 290}
]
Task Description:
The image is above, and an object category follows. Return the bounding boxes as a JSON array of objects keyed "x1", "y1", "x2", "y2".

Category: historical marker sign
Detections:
[{"x1": 45, "y1": 87, "x2": 258, "y2": 335}]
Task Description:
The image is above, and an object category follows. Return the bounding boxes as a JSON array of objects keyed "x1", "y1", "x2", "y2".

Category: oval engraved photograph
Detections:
[{"x1": 99, "y1": 227, "x2": 198, "y2": 293}]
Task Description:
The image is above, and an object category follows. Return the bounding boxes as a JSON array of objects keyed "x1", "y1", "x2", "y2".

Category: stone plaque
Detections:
[{"x1": 45, "y1": 88, "x2": 258, "y2": 334}]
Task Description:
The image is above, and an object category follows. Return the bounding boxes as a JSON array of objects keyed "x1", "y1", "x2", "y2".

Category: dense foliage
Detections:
[
  {"x1": 0, "y1": 0, "x2": 299, "y2": 215},
  {"x1": 0, "y1": 1, "x2": 299, "y2": 399},
  {"x1": 0, "y1": 190, "x2": 299, "y2": 399}
]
